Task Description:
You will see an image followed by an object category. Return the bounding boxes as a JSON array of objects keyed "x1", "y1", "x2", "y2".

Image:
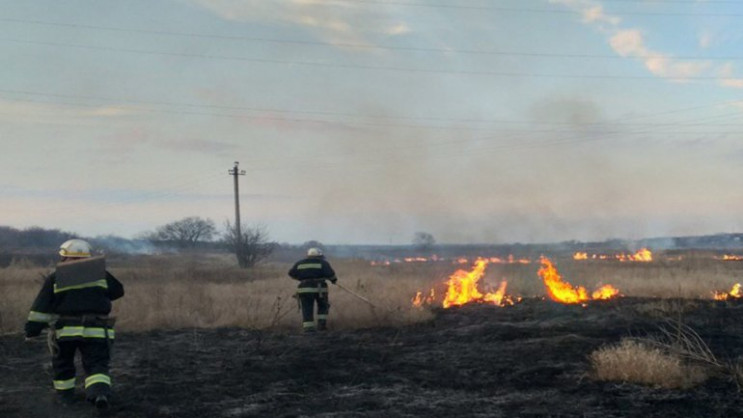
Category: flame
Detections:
[
  {"x1": 615, "y1": 248, "x2": 653, "y2": 262},
  {"x1": 714, "y1": 283, "x2": 742, "y2": 300},
  {"x1": 481, "y1": 281, "x2": 512, "y2": 306},
  {"x1": 372, "y1": 254, "x2": 532, "y2": 266},
  {"x1": 538, "y1": 257, "x2": 589, "y2": 304},
  {"x1": 718, "y1": 255, "x2": 743, "y2": 261},
  {"x1": 412, "y1": 288, "x2": 436, "y2": 307},
  {"x1": 631, "y1": 248, "x2": 653, "y2": 262},
  {"x1": 591, "y1": 285, "x2": 620, "y2": 300},
  {"x1": 575, "y1": 249, "x2": 653, "y2": 262},
  {"x1": 732, "y1": 283, "x2": 742, "y2": 298},
  {"x1": 538, "y1": 256, "x2": 620, "y2": 304},
  {"x1": 412, "y1": 258, "x2": 515, "y2": 308},
  {"x1": 443, "y1": 259, "x2": 489, "y2": 308}
]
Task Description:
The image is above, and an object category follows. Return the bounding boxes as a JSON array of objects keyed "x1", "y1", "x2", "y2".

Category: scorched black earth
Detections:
[{"x1": 2, "y1": 297, "x2": 743, "y2": 417}]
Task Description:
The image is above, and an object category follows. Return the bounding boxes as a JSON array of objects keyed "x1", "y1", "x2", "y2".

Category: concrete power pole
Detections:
[{"x1": 228, "y1": 161, "x2": 246, "y2": 241}]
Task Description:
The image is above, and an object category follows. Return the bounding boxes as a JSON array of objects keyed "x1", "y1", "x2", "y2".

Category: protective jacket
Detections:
[
  {"x1": 288, "y1": 256, "x2": 337, "y2": 290},
  {"x1": 288, "y1": 256, "x2": 337, "y2": 331},
  {"x1": 24, "y1": 268, "x2": 124, "y2": 401},
  {"x1": 25, "y1": 271, "x2": 124, "y2": 337}
]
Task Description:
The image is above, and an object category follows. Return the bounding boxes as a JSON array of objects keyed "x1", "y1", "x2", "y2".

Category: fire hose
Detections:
[{"x1": 334, "y1": 282, "x2": 377, "y2": 308}]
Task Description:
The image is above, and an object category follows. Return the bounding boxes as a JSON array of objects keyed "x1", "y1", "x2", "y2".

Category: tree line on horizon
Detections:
[{"x1": 0, "y1": 217, "x2": 279, "y2": 268}]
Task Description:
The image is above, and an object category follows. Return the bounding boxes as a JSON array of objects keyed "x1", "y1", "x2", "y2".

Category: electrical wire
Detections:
[{"x1": 1, "y1": 19, "x2": 741, "y2": 61}]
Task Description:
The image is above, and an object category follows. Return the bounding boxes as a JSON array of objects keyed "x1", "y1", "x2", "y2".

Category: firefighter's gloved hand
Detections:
[{"x1": 24, "y1": 322, "x2": 44, "y2": 339}]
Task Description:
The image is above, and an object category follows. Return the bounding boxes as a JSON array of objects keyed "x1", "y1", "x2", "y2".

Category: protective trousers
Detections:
[
  {"x1": 52, "y1": 320, "x2": 113, "y2": 400},
  {"x1": 299, "y1": 292, "x2": 329, "y2": 332}
]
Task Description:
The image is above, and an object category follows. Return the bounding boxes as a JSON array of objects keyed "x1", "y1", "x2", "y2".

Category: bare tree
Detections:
[
  {"x1": 223, "y1": 221, "x2": 277, "y2": 268},
  {"x1": 149, "y1": 217, "x2": 217, "y2": 248},
  {"x1": 412, "y1": 231, "x2": 436, "y2": 251}
]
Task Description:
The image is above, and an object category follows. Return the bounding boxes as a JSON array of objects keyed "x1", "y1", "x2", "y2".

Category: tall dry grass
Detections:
[
  {"x1": 486, "y1": 257, "x2": 743, "y2": 300},
  {"x1": 590, "y1": 339, "x2": 709, "y2": 389},
  {"x1": 2, "y1": 253, "x2": 742, "y2": 334},
  {"x1": 1, "y1": 254, "x2": 435, "y2": 334}
]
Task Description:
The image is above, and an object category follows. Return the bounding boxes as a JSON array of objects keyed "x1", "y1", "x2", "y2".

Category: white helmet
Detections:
[
  {"x1": 59, "y1": 239, "x2": 93, "y2": 258},
  {"x1": 307, "y1": 247, "x2": 323, "y2": 257}
]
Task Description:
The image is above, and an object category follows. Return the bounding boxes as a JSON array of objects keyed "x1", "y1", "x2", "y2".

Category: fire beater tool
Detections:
[{"x1": 334, "y1": 282, "x2": 377, "y2": 308}]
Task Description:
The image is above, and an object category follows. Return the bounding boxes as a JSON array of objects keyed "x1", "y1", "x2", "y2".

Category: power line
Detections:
[
  {"x1": 0, "y1": 38, "x2": 731, "y2": 81},
  {"x1": 2, "y1": 19, "x2": 741, "y2": 61},
  {"x1": 318, "y1": 0, "x2": 743, "y2": 17},
  {"x1": 235, "y1": 98, "x2": 743, "y2": 172},
  {"x1": 2, "y1": 90, "x2": 741, "y2": 135}
]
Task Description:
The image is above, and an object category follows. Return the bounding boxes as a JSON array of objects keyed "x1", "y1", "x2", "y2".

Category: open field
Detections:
[
  {"x1": 2, "y1": 252, "x2": 743, "y2": 417},
  {"x1": 2, "y1": 251, "x2": 743, "y2": 334}
]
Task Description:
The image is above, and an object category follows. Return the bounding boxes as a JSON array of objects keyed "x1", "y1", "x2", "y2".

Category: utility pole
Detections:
[{"x1": 228, "y1": 161, "x2": 246, "y2": 240}]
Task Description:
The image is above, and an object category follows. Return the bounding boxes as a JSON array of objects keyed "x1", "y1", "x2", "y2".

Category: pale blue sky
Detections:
[{"x1": 1, "y1": 0, "x2": 742, "y2": 244}]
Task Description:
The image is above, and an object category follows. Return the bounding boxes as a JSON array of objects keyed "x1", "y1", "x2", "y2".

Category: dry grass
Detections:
[
  {"x1": 590, "y1": 339, "x2": 709, "y2": 389},
  {"x1": 2, "y1": 252, "x2": 743, "y2": 334},
  {"x1": 565, "y1": 257, "x2": 743, "y2": 299},
  {"x1": 1, "y1": 255, "x2": 435, "y2": 333}
]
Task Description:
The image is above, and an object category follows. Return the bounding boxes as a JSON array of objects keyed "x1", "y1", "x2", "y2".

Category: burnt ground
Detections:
[{"x1": 3, "y1": 297, "x2": 743, "y2": 418}]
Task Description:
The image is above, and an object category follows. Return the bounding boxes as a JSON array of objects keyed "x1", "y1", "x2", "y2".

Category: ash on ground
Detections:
[{"x1": 2, "y1": 297, "x2": 743, "y2": 418}]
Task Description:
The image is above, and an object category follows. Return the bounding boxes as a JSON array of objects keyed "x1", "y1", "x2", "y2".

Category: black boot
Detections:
[
  {"x1": 56, "y1": 390, "x2": 76, "y2": 406},
  {"x1": 94, "y1": 395, "x2": 109, "y2": 410}
]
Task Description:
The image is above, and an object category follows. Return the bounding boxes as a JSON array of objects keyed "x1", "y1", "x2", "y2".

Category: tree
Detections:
[
  {"x1": 223, "y1": 221, "x2": 277, "y2": 268},
  {"x1": 412, "y1": 231, "x2": 436, "y2": 251},
  {"x1": 149, "y1": 217, "x2": 216, "y2": 248}
]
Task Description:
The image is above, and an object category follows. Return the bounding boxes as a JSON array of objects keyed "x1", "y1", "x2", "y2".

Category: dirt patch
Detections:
[{"x1": 2, "y1": 297, "x2": 743, "y2": 417}]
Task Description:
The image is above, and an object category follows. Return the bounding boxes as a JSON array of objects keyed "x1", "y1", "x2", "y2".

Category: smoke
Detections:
[{"x1": 90, "y1": 235, "x2": 163, "y2": 255}]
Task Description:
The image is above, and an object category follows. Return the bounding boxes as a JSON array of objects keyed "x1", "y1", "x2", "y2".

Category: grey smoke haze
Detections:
[{"x1": 1, "y1": 0, "x2": 742, "y2": 244}]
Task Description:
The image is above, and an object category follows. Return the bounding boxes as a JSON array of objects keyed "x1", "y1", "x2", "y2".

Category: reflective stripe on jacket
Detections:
[
  {"x1": 55, "y1": 325, "x2": 115, "y2": 340},
  {"x1": 288, "y1": 257, "x2": 337, "y2": 282}
]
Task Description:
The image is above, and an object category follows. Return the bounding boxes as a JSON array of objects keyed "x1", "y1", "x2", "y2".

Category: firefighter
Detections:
[
  {"x1": 288, "y1": 247, "x2": 338, "y2": 332},
  {"x1": 24, "y1": 239, "x2": 124, "y2": 410}
]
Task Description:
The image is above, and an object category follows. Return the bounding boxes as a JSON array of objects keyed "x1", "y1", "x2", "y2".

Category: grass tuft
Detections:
[{"x1": 590, "y1": 338, "x2": 709, "y2": 389}]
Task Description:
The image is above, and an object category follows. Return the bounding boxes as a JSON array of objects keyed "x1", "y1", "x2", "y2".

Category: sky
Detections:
[{"x1": 1, "y1": 0, "x2": 743, "y2": 245}]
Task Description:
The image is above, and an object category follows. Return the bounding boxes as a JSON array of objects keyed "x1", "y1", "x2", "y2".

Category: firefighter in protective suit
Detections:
[
  {"x1": 24, "y1": 239, "x2": 124, "y2": 410},
  {"x1": 288, "y1": 248, "x2": 338, "y2": 332}
]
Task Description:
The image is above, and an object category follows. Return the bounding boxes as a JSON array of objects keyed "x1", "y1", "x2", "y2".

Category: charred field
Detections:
[{"x1": 3, "y1": 296, "x2": 743, "y2": 418}]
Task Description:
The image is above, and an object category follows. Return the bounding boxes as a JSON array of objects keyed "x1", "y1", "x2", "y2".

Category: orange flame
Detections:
[
  {"x1": 591, "y1": 285, "x2": 620, "y2": 300},
  {"x1": 412, "y1": 288, "x2": 436, "y2": 307},
  {"x1": 714, "y1": 283, "x2": 742, "y2": 300},
  {"x1": 631, "y1": 248, "x2": 653, "y2": 262},
  {"x1": 538, "y1": 257, "x2": 589, "y2": 304},
  {"x1": 443, "y1": 259, "x2": 488, "y2": 308},
  {"x1": 616, "y1": 248, "x2": 653, "y2": 262},
  {"x1": 538, "y1": 256, "x2": 620, "y2": 304},
  {"x1": 481, "y1": 281, "x2": 512, "y2": 306},
  {"x1": 718, "y1": 255, "x2": 743, "y2": 261},
  {"x1": 411, "y1": 258, "x2": 515, "y2": 308},
  {"x1": 576, "y1": 249, "x2": 653, "y2": 262}
]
